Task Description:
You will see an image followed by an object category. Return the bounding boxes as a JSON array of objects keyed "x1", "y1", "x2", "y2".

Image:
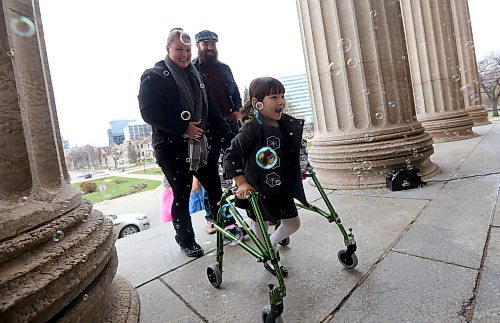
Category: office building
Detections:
[
  {"x1": 124, "y1": 121, "x2": 152, "y2": 141},
  {"x1": 278, "y1": 73, "x2": 313, "y2": 123},
  {"x1": 108, "y1": 119, "x2": 135, "y2": 145}
]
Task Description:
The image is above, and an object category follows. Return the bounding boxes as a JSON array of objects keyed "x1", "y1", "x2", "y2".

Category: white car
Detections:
[{"x1": 107, "y1": 213, "x2": 150, "y2": 238}]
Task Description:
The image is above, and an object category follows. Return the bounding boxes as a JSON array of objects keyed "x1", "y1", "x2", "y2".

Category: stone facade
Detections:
[
  {"x1": 296, "y1": 0, "x2": 439, "y2": 189},
  {"x1": 0, "y1": 1, "x2": 138, "y2": 321}
]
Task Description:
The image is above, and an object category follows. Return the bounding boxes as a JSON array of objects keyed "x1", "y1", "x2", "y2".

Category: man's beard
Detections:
[{"x1": 200, "y1": 49, "x2": 218, "y2": 65}]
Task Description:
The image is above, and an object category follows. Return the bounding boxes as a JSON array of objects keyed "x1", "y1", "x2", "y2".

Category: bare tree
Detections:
[
  {"x1": 127, "y1": 142, "x2": 139, "y2": 162},
  {"x1": 478, "y1": 51, "x2": 500, "y2": 117},
  {"x1": 110, "y1": 146, "x2": 123, "y2": 169}
]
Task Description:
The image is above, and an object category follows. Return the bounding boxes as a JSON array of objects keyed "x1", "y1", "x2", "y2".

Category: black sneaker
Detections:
[
  {"x1": 175, "y1": 236, "x2": 204, "y2": 258},
  {"x1": 180, "y1": 241, "x2": 204, "y2": 258}
]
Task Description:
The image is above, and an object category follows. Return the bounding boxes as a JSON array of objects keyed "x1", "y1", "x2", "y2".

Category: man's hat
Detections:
[{"x1": 195, "y1": 30, "x2": 218, "y2": 43}]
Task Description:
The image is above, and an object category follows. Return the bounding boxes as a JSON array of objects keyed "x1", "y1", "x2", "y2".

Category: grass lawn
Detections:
[
  {"x1": 488, "y1": 110, "x2": 499, "y2": 118},
  {"x1": 130, "y1": 167, "x2": 163, "y2": 175},
  {"x1": 73, "y1": 176, "x2": 162, "y2": 204}
]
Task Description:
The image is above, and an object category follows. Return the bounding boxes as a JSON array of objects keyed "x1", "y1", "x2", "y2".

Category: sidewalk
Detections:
[{"x1": 115, "y1": 121, "x2": 500, "y2": 322}]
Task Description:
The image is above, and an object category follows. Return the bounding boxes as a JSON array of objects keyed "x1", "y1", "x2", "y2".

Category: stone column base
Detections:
[
  {"x1": 467, "y1": 105, "x2": 491, "y2": 126},
  {"x1": 309, "y1": 128, "x2": 440, "y2": 189},
  {"x1": 418, "y1": 111, "x2": 477, "y2": 143}
]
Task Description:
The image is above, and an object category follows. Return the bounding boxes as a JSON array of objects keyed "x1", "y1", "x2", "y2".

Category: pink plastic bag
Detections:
[{"x1": 161, "y1": 187, "x2": 174, "y2": 223}]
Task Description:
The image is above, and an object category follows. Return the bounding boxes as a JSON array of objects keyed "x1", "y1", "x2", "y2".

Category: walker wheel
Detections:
[
  {"x1": 207, "y1": 263, "x2": 222, "y2": 288},
  {"x1": 261, "y1": 305, "x2": 284, "y2": 323},
  {"x1": 278, "y1": 237, "x2": 290, "y2": 247},
  {"x1": 337, "y1": 249, "x2": 358, "y2": 269}
]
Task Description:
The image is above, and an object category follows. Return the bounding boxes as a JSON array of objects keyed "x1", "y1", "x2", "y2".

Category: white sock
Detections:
[
  {"x1": 270, "y1": 217, "x2": 301, "y2": 250},
  {"x1": 251, "y1": 217, "x2": 301, "y2": 251}
]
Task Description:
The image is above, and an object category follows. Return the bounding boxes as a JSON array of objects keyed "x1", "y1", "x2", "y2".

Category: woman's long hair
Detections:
[{"x1": 241, "y1": 77, "x2": 285, "y2": 123}]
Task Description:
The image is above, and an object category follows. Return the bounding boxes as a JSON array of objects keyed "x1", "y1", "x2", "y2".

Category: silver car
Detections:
[{"x1": 107, "y1": 213, "x2": 150, "y2": 238}]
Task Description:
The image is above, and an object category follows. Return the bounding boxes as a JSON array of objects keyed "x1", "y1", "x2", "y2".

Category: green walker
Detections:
[{"x1": 206, "y1": 167, "x2": 358, "y2": 323}]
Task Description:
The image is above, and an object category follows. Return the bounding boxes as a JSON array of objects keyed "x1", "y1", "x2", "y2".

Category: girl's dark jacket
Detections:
[
  {"x1": 224, "y1": 113, "x2": 309, "y2": 207},
  {"x1": 138, "y1": 60, "x2": 229, "y2": 149}
]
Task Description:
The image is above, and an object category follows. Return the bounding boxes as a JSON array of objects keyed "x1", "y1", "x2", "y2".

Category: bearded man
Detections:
[{"x1": 192, "y1": 30, "x2": 243, "y2": 234}]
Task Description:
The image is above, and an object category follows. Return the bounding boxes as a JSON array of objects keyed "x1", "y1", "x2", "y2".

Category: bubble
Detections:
[
  {"x1": 361, "y1": 160, "x2": 372, "y2": 170},
  {"x1": 465, "y1": 41, "x2": 474, "y2": 49},
  {"x1": 164, "y1": 252, "x2": 173, "y2": 263},
  {"x1": 81, "y1": 213, "x2": 90, "y2": 222},
  {"x1": 255, "y1": 147, "x2": 278, "y2": 169},
  {"x1": 451, "y1": 74, "x2": 461, "y2": 82},
  {"x1": 200, "y1": 83, "x2": 205, "y2": 89},
  {"x1": 375, "y1": 112, "x2": 384, "y2": 120},
  {"x1": 347, "y1": 58, "x2": 358, "y2": 68},
  {"x1": 180, "y1": 110, "x2": 191, "y2": 120},
  {"x1": 469, "y1": 94, "x2": 479, "y2": 103},
  {"x1": 186, "y1": 158, "x2": 191, "y2": 162},
  {"x1": 413, "y1": 152, "x2": 419, "y2": 157},
  {"x1": 179, "y1": 31, "x2": 191, "y2": 45},
  {"x1": 52, "y1": 229, "x2": 65, "y2": 242},
  {"x1": 7, "y1": 50, "x2": 14, "y2": 57},
  {"x1": 255, "y1": 102, "x2": 264, "y2": 110},
  {"x1": 337, "y1": 38, "x2": 352, "y2": 52},
  {"x1": 460, "y1": 84, "x2": 474, "y2": 96},
  {"x1": 17, "y1": 196, "x2": 29, "y2": 205},
  {"x1": 405, "y1": 159, "x2": 411, "y2": 164},
  {"x1": 63, "y1": 200, "x2": 70, "y2": 208},
  {"x1": 364, "y1": 133, "x2": 374, "y2": 142},
  {"x1": 82, "y1": 254, "x2": 87, "y2": 262},
  {"x1": 83, "y1": 294, "x2": 89, "y2": 301},
  {"x1": 370, "y1": 10, "x2": 377, "y2": 17},
  {"x1": 352, "y1": 166, "x2": 361, "y2": 175},
  {"x1": 9, "y1": 16, "x2": 36, "y2": 37},
  {"x1": 402, "y1": 55, "x2": 407, "y2": 60},
  {"x1": 407, "y1": 165, "x2": 413, "y2": 170},
  {"x1": 387, "y1": 101, "x2": 396, "y2": 108}
]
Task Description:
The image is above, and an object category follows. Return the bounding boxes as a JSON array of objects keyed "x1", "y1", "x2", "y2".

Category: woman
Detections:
[{"x1": 138, "y1": 28, "x2": 228, "y2": 257}]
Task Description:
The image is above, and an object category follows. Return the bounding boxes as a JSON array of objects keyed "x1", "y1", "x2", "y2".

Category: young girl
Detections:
[{"x1": 223, "y1": 77, "x2": 309, "y2": 276}]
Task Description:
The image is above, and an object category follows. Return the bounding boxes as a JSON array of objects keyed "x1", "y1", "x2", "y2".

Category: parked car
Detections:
[
  {"x1": 107, "y1": 213, "x2": 150, "y2": 238},
  {"x1": 83, "y1": 173, "x2": 92, "y2": 179}
]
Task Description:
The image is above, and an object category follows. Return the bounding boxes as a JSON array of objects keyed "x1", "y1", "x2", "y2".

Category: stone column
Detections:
[
  {"x1": 450, "y1": 0, "x2": 490, "y2": 126},
  {"x1": 0, "y1": 1, "x2": 138, "y2": 321},
  {"x1": 296, "y1": 0, "x2": 439, "y2": 189},
  {"x1": 400, "y1": 0, "x2": 477, "y2": 142}
]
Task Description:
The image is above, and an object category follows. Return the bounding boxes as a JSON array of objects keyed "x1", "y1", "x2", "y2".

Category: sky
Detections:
[{"x1": 36, "y1": 0, "x2": 499, "y2": 148}]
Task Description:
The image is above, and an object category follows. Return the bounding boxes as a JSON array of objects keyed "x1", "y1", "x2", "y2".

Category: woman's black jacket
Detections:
[{"x1": 138, "y1": 60, "x2": 229, "y2": 149}]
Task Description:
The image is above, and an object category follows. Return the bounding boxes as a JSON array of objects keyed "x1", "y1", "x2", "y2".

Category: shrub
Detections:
[{"x1": 80, "y1": 181, "x2": 97, "y2": 193}]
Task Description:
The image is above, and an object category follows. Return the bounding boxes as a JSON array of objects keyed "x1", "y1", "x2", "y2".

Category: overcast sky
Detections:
[{"x1": 37, "y1": 0, "x2": 499, "y2": 147}]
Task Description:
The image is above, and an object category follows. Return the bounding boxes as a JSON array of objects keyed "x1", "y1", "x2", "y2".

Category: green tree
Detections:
[{"x1": 243, "y1": 86, "x2": 249, "y2": 103}]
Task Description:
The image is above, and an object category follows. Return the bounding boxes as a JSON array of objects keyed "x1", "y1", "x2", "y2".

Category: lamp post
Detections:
[{"x1": 142, "y1": 157, "x2": 147, "y2": 174}]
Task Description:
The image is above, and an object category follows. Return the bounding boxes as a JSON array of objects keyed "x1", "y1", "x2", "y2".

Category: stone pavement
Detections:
[{"x1": 115, "y1": 121, "x2": 500, "y2": 322}]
